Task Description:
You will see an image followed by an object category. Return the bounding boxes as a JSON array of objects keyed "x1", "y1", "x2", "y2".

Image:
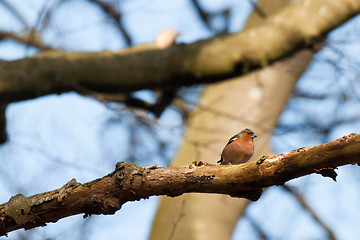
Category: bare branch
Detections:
[
  {"x1": 88, "y1": 0, "x2": 132, "y2": 46},
  {"x1": 0, "y1": 103, "x2": 6, "y2": 143},
  {"x1": 246, "y1": 214, "x2": 269, "y2": 240},
  {"x1": 282, "y1": 185, "x2": 337, "y2": 240},
  {"x1": 189, "y1": 0, "x2": 230, "y2": 33},
  {"x1": 247, "y1": 0, "x2": 267, "y2": 18},
  {"x1": 0, "y1": 31, "x2": 53, "y2": 51},
  {"x1": 0, "y1": 133, "x2": 359, "y2": 236},
  {"x1": 189, "y1": 0, "x2": 211, "y2": 30},
  {"x1": 0, "y1": 0, "x2": 29, "y2": 30},
  {"x1": 0, "y1": 1, "x2": 65, "y2": 51},
  {"x1": 0, "y1": 0, "x2": 359, "y2": 104},
  {"x1": 77, "y1": 85, "x2": 177, "y2": 118}
]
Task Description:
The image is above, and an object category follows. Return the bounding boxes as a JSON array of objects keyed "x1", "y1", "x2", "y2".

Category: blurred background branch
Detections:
[{"x1": 0, "y1": 0, "x2": 359, "y2": 239}]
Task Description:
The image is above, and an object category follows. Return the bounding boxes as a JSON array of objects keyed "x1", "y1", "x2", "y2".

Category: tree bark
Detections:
[
  {"x1": 150, "y1": 0, "x2": 315, "y2": 239},
  {"x1": 0, "y1": 0, "x2": 358, "y2": 103},
  {"x1": 150, "y1": 49, "x2": 314, "y2": 240},
  {"x1": 0, "y1": 133, "x2": 359, "y2": 236}
]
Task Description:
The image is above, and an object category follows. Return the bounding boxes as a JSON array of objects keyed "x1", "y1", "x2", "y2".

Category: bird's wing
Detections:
[
  {"x1": 225, "y1": 135, "x2": 238, "y2": 146},
  {"x1": 218, "y1": 135, "x2": 238, "y2": 163}
]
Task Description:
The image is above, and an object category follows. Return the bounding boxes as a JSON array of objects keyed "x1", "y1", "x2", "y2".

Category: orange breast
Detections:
[{"x1": 221, "y1": 138, "x2": 254, "y2": 164}]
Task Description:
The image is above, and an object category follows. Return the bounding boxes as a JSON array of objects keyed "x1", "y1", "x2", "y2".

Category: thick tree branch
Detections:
[
  {"x1": 0, "y1": 133, "x2": 359, "y2": 236},
  {"x1": 0, "y1": 0, "x2": 359, "y2": 103}
]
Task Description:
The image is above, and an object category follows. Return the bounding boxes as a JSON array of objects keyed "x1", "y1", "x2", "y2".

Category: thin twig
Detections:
[
  {"x1": 247, "y1": 0, "x2": 267, "y2": 18},
  {"x1": 0, "y1": 31, "x2": 53, "y2": 50},
  {"x1": 246, "y1": 214, "x2": 269, "y2": 240},
  {"x1": 190, "y1": 0, "x2": 211, "y2": 30},
  {"x1": 282, "y1": 185, "x2": 337, "y2": 240},
  {"x1": 89, "y1": 0, "x2": 132, "y2": 46},
  {"x1": 0, "y1": 0, "x2": 29, "y2": 30}
]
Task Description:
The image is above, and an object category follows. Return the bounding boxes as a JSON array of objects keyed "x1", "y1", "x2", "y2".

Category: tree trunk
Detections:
[{"x1": 150, "y1": 1, "x2": 315, "y2": 239}]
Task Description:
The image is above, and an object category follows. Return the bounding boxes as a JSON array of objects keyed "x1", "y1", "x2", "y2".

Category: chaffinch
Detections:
[{"x1": 218, "y1": 128, "x2": 257, "y2": 165}]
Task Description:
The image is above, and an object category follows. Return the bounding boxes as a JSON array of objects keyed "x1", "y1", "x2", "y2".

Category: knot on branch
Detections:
[
  {"x1": 3, "y1": 194, "x2": 41, "y2": 230},
  {"x1": 114, "y1": 162, "x2": 153, "y2": 201},
  {"x1": 314, "y1": 167, "x2": 337, "y2": 182},
  {"x1": 58, "y1": 178, "x2": 81, "y2": 201},
  {"x1": 84, "y1": 195, "x2": 121, "y2": 218}
]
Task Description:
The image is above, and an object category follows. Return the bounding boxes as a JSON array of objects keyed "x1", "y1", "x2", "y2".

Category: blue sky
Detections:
[{"x1": 0, "y1": 1, "x2": 360, "y2": 239}]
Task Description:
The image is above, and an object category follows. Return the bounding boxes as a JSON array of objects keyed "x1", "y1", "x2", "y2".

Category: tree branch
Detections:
[
  {"x1": 281, "y1": 185, "x2": 336, "y2": 240},
  {"x1": 0, "y1": 0, "x2": 359, "y2": 103},
  {"x1": 0, "y1": 103, "x2": 6, "y2": 143},
  {"x1": 0, "y1": 0, "x2": 30, "y2": 31},
  {"x1": 247, "y1": 0, "x2": 268, "y2": 19},
  {"x1": 88, "y1": 0, "x2": 132, "y2": 46},
  {"x1": 0, "y1": 133, "x2": 359, "y2": 236},
  {"x1": 0, "y1": 31, "x2": 53, "y2": 51},
  {"x1": 190, "y1": 0, "x2": 211, "y2": 30}
]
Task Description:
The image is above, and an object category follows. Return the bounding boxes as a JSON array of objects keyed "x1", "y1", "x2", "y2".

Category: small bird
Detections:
[{"x1": 218, "y1": 128, "x2": 257, "y2": 165}]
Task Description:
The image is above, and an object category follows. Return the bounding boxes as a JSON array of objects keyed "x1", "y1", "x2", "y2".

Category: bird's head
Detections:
[{"x1": 239, "y1": 128, "x2": 257, "y2": 141}]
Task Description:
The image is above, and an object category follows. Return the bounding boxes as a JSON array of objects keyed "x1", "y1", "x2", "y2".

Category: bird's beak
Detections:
[{"x1": 252, "y1": 134, "x2": 257, "y2": 138}]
